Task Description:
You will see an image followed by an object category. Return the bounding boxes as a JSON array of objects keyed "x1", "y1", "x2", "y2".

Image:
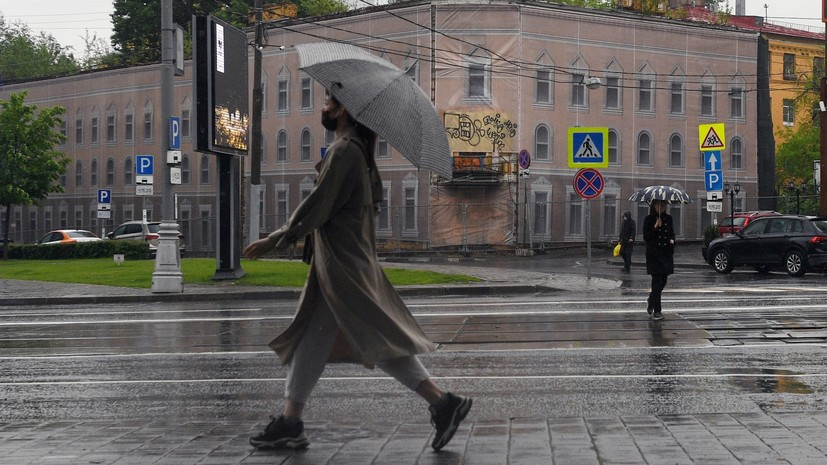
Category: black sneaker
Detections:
[
  {"x1": 652, "y1": 310, "x2": 664, "y2": 321},
  {"x1": 250, "y1": 415, "x2": 309, "y2": 450},
  {"x1": 429, "y1": 393, "x2": 472, "y2": 451}
]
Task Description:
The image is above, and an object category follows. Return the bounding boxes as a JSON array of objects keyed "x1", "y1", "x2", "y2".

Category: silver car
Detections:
[{"x1": 106, "y1": 221, "x2": 185, "y2": 256}]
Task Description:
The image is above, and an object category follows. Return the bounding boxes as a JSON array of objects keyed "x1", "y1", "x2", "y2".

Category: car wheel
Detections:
[
  {"x1": 754, "y1": 266, "x2": 770, "y2": 274},
  {"x1": 784, "y1": 250, "x2": 806, "y2": 277},
  {"x1": 712, "y1": 249, "x2": 733, "y2": 274}
]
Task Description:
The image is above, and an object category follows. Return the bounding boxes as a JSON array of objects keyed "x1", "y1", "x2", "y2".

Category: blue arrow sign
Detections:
[{"x1": 704, "y1": 151, "x2": 721, "y2": 171}]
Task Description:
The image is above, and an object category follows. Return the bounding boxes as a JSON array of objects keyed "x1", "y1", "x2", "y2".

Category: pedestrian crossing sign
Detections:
[
  {"x1": 698, "y1": 123, "x2": 726, "y2": 151},
  {"x1": 568, "y1": 127, "x2": 609, "y2": 168}
]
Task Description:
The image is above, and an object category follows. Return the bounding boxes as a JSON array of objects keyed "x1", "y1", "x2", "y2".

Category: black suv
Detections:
[{"x1": 707, "y1": 215, "x2": 827, "y2": 276}]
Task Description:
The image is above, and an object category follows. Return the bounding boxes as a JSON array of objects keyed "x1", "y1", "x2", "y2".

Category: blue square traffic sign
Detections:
[
  {"x1": 136, "y1": 155, "x2": 154, "y2": 175},
  {"x1": 705, "y1": 170, "x2": 723, "y2": 191},
  {"x1": 97, "y1": 189, "x2": 111, "y2": 204}
]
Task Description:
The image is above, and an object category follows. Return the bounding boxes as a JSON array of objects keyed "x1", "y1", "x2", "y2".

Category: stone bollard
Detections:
[{"x1": 151, "y1": 221, "x2": 184, "y2": 293}]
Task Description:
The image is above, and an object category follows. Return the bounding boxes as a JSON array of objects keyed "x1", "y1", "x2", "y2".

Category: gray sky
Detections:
[{"x1": 0, "y1": 0, "x2": 823, "y2": 58}]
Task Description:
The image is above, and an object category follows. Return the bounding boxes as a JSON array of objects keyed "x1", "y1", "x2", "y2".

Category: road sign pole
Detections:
[
  {"x1": 586, "y1": 199, "x2": 592, "y2": 280},
  {"x1": 152, "y1": 0, "x2": 183, "y2": 294}
]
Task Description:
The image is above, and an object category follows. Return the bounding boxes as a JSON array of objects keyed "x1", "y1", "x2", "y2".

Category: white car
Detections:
[{"x1": 37, "y1": 229, "x2": 102, "y2": 245}]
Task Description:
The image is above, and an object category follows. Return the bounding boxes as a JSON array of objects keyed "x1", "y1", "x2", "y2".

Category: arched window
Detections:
[
  {"x1": 200, "y1": 155, "x2": 210, "y2": 184},
  {"x1": 75, "y1": 160, "x2": 83, "y2": 187},
  {"x1": 669, "y1": 134, "x2": 683, "y2": 167},
  {"x1": 90, "y1": 159, "x2": 99, "y2": 186},
  {"x1": 608, "y1": 129, "x2": 620, "y2": 164},
  {"x1": 106, "y1": 158, "x2": 115, "y2": 186},
  {"x1": 181, "y1": 154, "x2": 190, "y2": 184},
  {"x1": 300, "y1": 128, "x2": 312, "y2": 162},
  {"x1": 277, "y1": 130, "x2": 288, "y2": 162},
  {"x1": 143, "y1": 100, "x2": 154, "y2": 140},
  {"x1": 124, "y1": 157, "x2": 133, "y2": 185},
  {"x1": 637, "y1": 132, "x2": 651, "y2": 165},
  {"x1": 730, "y1": 137, "x2": 744, "y2": 170},
  {"x1": 534, "y1": 125, "x2": 550, "y2": 160}
]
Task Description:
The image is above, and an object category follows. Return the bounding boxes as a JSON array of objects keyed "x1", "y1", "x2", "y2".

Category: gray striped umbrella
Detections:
[
  {"x1": 295, "y1": 42, "x2": 452, "y2": 179},
  {"x1": 628, "y1": 185, "x2": 693, "y2": 204}
]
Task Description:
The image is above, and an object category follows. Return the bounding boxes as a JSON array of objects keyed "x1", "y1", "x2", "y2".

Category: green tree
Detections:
[
  {"x1": 0, "y1": 92, "x2": 69, "y2": 259},
  {"x1": 298, "y1": 0, "x2": 349, "y2": 17},
  {"x1": 775, "y1": 121, "x2": 820, "y2": 214},
  {"x1": 111, "y1": 1, "x2": 351, "y2": 65},
  {"x1": 111, "y1": 0, "x2": 242, "y2": 65},
  {"x1": 0, "y1": 16, "x2": 80, "y2": 81}
]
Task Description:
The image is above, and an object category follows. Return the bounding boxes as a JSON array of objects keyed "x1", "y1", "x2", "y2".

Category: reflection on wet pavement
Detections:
[{"x1": 724, "y1": 368, "x2": 815, "y2": 394}]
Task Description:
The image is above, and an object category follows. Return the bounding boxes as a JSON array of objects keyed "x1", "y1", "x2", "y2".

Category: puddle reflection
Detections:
[{"x1": 724, "y1": 368, "x2": 814, "y2": 394}]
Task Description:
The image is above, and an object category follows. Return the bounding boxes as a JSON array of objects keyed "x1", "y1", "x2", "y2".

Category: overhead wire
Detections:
[
  {"x1": 261, "y1": 2, "x2": 811, "y2": 95},
  {"x1": 3, "y1": 1, "x2": 821, "y2": 92}
]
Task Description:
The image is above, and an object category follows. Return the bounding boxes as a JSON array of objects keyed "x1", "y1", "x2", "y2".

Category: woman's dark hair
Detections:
[
  {"x1": 328, "y1": 93, "x2": 376, "y2": 159},
  {"x1": 648, "y1": 200, "x2": 667, "y2": 215},
  {"x1": 328, "y1": 92, "x2": 382, "y2": 203}
]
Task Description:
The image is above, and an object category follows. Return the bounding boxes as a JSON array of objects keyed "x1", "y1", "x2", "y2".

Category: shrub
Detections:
[
  {"x1": 8, "y1": 240, "x2": 150, "y2": 260},
  {"x1": 703, "y1": 224, "x2": 719, "y2": 248}
]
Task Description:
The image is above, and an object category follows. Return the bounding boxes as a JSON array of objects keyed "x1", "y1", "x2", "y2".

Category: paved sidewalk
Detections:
[{"x1": 4, "y1": 412, "x2": 827, "y2": 464}]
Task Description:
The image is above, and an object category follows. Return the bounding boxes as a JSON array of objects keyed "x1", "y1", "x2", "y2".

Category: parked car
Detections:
[
  {"x1": 37, "y1": 229, "x2": 102, "y2": 245},
  {"x1": 106, "y1": 221, "x2": 186, "y2": 256},
  {"x1": 706, "y1": 215, "x2": 827, "y2": 276},
  {"x1": 717, "y1": 211, "x2": 780, "y2": 236}
]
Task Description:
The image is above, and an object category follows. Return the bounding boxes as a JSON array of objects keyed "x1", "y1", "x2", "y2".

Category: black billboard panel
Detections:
[{"x1": 193, "y1": 15, "x2": 249, "y2": 156}]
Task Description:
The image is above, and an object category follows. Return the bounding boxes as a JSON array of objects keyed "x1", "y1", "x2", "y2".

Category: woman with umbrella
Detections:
[
  {"x1": 242, "y1": 87, "x2": 471, "y2": 451},
  {"x1": 630, "y1": 186, "x2": 688, "y2": 320},
  {"x1": 643, "y1": 199, "x2": 675, "y2": 320}
]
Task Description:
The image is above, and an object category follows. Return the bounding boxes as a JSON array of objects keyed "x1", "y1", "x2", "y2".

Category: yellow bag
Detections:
[{"x1": 613, "y1": 243, "x2": 621, "y2": 257}]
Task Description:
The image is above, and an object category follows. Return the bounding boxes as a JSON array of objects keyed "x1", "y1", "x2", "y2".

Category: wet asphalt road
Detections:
[
  {"x1": 2, "y1": 275, "x2": 826, "y2": 423},
  {"x1": 2, "y1": 250, "x2": 827, "y2": 464}
]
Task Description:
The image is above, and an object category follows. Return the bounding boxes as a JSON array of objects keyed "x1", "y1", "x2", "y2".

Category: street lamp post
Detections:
[
  {"x1": 788, "y1": 181, "x2": 801, "y2": 215},
  {"x1": 724, "y1": 182, "x2": 740, "y2": 234}
]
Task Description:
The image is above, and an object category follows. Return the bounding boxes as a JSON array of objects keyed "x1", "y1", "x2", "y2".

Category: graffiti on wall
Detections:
[{"x1": 444, "y1": 111, "x2": 518, "y2": 153}]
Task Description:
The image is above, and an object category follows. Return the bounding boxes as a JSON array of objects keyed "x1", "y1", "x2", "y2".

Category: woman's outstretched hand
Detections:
[{"x1": 242, "y1": 238, "x2": 275, "y2": 260}]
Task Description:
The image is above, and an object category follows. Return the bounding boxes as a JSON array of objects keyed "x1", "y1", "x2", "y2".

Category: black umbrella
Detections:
[{"x1": 628, "y1": 185, "x2": 692, "y2": 204}]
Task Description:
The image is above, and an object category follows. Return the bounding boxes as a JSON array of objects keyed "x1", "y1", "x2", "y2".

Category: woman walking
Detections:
[
  {"x1": 618, "y1": 212, "x2": 636, "y2": 272},
  {"x1": 242, "y1": 93, "x2": 471, "y2": 452},
  {"x1": 643, "y1": 200, "x2": 675, "y2": 320}
]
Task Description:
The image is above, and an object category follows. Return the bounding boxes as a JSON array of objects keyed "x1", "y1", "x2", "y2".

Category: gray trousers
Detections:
[{"x1": 285, "y1": 299, "x2": 431, "y2": 405}]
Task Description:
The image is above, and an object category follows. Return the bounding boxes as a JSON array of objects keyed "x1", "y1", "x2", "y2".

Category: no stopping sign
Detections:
[{"x1": 573, "y1": 168, "x2": 604, "y2": 199}]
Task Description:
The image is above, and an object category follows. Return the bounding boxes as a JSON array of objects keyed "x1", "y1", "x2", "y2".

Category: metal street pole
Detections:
[
  {"x1": 152, "y1": 0, "x2": 183, "y2": 293},
  {"x1": 251, "y1": 0, "x2": 263, "y2": 186},
  {"x1": 247, "y1": 0, "x2": 264, "y2": 243},
  {"x1": 821, "y1": 7, "x2": 827, "y2": 215}
]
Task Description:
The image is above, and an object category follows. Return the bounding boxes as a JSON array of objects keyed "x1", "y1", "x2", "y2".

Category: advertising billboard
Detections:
[{"x1": 193, "y1": 15, "x2": 249, "y2": 156}]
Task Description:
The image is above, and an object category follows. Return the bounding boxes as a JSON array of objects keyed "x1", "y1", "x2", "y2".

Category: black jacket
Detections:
[
  {"x1": 643, "y1": 212, "x2": 675, "y2": 275},
  {"x1": 619, "y1": 218, "x2": 636, "y2": 244}
]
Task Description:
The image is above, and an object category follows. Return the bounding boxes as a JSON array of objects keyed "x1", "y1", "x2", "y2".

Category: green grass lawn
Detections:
[{"x1": 0, "y1": 258, "x2": 480, "y2": 288}]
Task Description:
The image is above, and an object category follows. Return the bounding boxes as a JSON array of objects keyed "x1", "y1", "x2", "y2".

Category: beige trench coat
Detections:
[{"x1": 267, "y1": 126, "x2": 437, "y2": 367}]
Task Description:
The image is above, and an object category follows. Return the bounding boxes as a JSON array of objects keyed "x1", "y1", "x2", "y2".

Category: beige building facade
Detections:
[{"x1": 1, "y1": 1, "x2": 761, "y2": 252}]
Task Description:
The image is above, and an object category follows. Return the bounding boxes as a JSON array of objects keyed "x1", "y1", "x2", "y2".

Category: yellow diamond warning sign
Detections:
[{"x1": 698, "y1": 123, "x2": 725, "y2": 151}]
